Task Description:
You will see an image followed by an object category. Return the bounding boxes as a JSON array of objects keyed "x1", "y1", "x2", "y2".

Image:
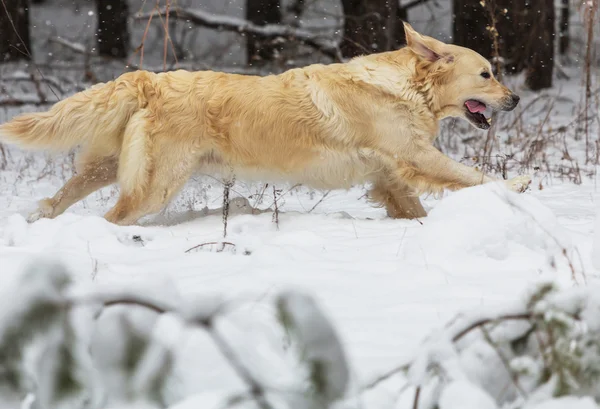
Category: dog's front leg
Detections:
[{"x1": 397, "y1": 145, "x2": 531, "y2": 194}]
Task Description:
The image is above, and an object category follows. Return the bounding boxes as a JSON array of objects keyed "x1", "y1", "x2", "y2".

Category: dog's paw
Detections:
[
  {"x1": 27, "y1": 199, "x2": 55, "y2": 223},
  {"x1": 505, "y1": 175, "x2": 532, "y2": 193}
]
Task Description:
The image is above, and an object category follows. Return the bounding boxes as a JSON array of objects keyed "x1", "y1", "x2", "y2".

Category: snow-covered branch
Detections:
[
  {"x1": 0, "y1": 97, "x2": 51, "y2": 107},
  {"x1": 133, "y1": 6, "x2": 343, "y2": 61},
  {"x1": 1, "y1": 260, "x2": 351, "y2": 409},
  {"x1": 5, "y1": 257, "x2": 600, "y2": 409},
  {"x1": 363, "y1": 282, "x2": 600, "y2": 409},
  {"x1": 49, "y1": 36, "x2": 88, "y2": 55}
]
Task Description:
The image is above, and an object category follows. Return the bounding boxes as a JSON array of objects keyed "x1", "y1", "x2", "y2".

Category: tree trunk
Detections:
[
  {"x1": 0, "y1": 0, "x2": 31, "y2": 62},
  {"x1": 525, "y1": 0, "x2": 555, "y2": 90},
  {"x1": 452, "y1": 0, "x2": 555, "y2": 90},
  {"x1": 559, "y1": 0, "x2": 570, "y2": 54},
  {"x1": 245, "y1": 0, "x2": 282, "y2": 65},
  {"x1": 95, "y1": 0, "x2": 130, "y2": 58},
  {"x1": 395, "y1": 5, "x2": 408, "y2": 48},
  {"x1": 340, "y1": 0, "x2": 398, "y2": 58},
  {"x1": 452, "y1": 0, "x2": 492, "y2": 58}
]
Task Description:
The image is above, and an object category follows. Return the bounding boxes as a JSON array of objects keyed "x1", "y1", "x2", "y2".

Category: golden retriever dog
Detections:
[{"x1": 0, "y1": 23, "x2": 530, "y2": 226}]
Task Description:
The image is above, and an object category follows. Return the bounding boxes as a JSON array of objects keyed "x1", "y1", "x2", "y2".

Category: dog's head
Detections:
[{"x1": 403, "y1": 23, "x2": 519, "y2": 130}]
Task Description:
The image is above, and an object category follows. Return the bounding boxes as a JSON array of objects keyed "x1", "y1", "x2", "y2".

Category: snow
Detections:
[
  {"x1": 1, "y1": 1, "x2": 600, "y2": 408},
  {"x1": 593, "y1": 207, "x2": 600, "y2": 270},
  {"x1": 0, "y1": 157, "x2": 598, "y2": 408},
  {"x1": 403, "y1": 181, "x2": 570, "y2": 274},
  {"x1": 1, "y1": 70, "x2": 600, "y2": 406},
  {"x1": 276, "y1": 291, "x2": 349, "y2": 405},
  {"x1": 527, "y1": 397, "x2": 600, "y2": 409},
  {"x1": 438, "y1": 380, "x2": 497, "y2": 409},
  {"x1": 1, "y1": 86, "x2": 599, "y2": 408}
]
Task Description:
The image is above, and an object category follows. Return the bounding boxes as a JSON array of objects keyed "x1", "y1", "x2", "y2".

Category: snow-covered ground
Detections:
[
  {"x1": 0, "y1": 126, "x2": 598, "y2": 408},
  {"x1": 1, "y1": 48, "x2": 600, "y2": 409},
  {"x1": 1, "y1": 1, "x2": 600, "y2": 408}
]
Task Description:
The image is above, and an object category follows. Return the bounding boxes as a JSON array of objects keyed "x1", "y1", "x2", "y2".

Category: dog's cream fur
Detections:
[{"x1": 0, "y1": 23, "x2": 531, "y2": 225}]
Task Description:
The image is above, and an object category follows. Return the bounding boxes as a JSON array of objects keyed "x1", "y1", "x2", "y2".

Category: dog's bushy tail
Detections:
[{"x1": 0, "y1": 75, "x2": 143, "y2": 152}]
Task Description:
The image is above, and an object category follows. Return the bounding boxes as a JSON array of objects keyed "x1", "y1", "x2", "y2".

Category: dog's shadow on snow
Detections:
[
  {"x1": 138, "y1": 197, "x2": 265, "y2": 227},
  {"x1": 138, "y1": 196, "x2": 356, "y2": 227}
]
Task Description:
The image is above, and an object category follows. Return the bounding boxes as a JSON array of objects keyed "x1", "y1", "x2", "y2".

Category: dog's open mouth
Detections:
[{"x1": 464, "y1": 99, "x2": 491, "y2": 130}]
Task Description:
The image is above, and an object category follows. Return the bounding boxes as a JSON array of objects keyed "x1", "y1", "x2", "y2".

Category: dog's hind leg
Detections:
[
  {"x1": 104, "y1": 136, "x2": 197, "y2": 226},
  {"x1": 28, "y1": 155, "x2": 118, "y2": 222},
  {"x1": 369, "y1": 178, "x2": 427, "y2": 219},
  {"x1": 104, "y1": 166, "x2": 195, "y2": 226}
]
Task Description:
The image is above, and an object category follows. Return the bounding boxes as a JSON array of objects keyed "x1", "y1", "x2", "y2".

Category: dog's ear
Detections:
[{"x1": 403, "y1": 22, "x2": 447, "y2": 63}]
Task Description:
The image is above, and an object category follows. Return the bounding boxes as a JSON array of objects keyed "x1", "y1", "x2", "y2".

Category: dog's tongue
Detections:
[{"x1": 465, "y1": 100, "x2": 486, "y2": 113}]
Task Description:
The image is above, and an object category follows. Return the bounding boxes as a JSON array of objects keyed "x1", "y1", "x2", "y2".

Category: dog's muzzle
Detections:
[{"x1": 502, "y1": 93, "x2": 520, "y2": 111}]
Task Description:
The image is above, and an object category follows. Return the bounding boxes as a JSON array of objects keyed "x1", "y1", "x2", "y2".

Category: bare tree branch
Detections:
[
  {"x1": 66, "y1": 291, "x2": 274, "y2": 409},
  {"x1": 49, "y1": 36, "x2": 88, "y2": 55},
  {"x1": 0, "y1": 97, "x2": 52, "y2": 107},
  {"x1": 133, "y1": 6, "x2": 342, "y2": 61},
  {"x1": 399, "y1": 0, "x2": 433, "y2": 12},
  {"x1": 361, "y1": 312, "x2": 532, "y2": 391}
]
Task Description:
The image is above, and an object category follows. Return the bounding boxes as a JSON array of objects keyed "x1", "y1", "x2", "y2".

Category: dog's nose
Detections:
[{"x1": 511, "y1": 94, "x2": 520, "y2": 105}]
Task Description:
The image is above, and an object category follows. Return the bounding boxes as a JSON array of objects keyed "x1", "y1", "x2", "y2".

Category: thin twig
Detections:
[
  {"x1": 163, "y1": 0, "x2": 170, "y2": 71},
  {"x1": 0, "y1": 97, "x2": 52, "y2": 107},
  {"x1": 69, "y1": 294, "x2": 274, "y2": 409},
  {"x1": 132, "y1": 4, "x2": 157, "y2": 69},
  {"x1": 480, "y1": 326, "x2": 527, "y2": 397},
  {"x1": 0, "y1": 0, "x2": 60, "y2": 101},
  {"x1": 412, "y1": 386, "x2": 420, "y2": 409},
  {"x1": 452, "y1": 313, "x2": 532, "y2": 342},
  {"x1": 206, "y1": 321, "x2": 275, "y2": 409},
  {"x1": 361, "y1": 361, "x2": 411, "y2": 391},
  {"x1": 362, "y1": 313, "x2": 532, "y2": 391},
  {"x1": 582, "y1": 0, "x2": 597, "y2": 164},
  {"x1": 185, "y1": 241, "x2": 236, "y2": 253},
  {"x1": 308, "y1": 190, "x2": 331, "y2": 213},
  {"x1": 222, "y1": 175, "x2": 235, "y2": 238},
  {"x1": 153, "y1": 0, "x2": 179, "y2": 70},
  {"x1": 272, "y1": 185, "x2": 280, "y2": 230}
]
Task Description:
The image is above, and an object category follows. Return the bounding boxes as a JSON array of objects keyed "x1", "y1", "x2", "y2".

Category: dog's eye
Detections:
[{"x1": 481, "y1": 72, "x2": 491, "y2": 79}]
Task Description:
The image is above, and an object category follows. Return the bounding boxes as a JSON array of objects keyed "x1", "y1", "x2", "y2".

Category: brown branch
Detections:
[
  {"x1": 451, "y1": 313, "x2": 532, "y2": 342},
  {"x1": 0, "y1": 98, "x2": 52, "y2": 107},
  {"x1": 1, "y1": 73, "x2": 68, "y2": 95},
  {"x1": 308, "y1": 190, "x2": 331, "y2": 213},
  {"x1": 68, "y1": 292, "x2": 274, "y2": 409},
  {"x1": 185, "y1": 241, "x2": 236, "y2": 253},
  {"x1": 132, "y1": 5, "x2": 157, "y2": 69},
  {"x1": 0, "y1": 144, "x2": 8, "y2": 170},
  {"x1": 583, "y1": 0, "x2": 598, "y2": 164},
  {"x1": 222, "y1": 175, "x2": 235, "y2": 238},
  {"x1": 102, "y1": 299, "x2": 168, "y2": 314},
  {"x1": 163, "y1": 0, "x2": 170, "y2": 71},
  {"x1": 272, "y1": 185, "x2": 280, "y2": 229},
  {"x1": 361, "y1": 361, "x2": 411, "y2": 391},
  {"x1": 206, "y1": 320, "x2": 275, "y2": 409},
  {"x1": 29, "y1": 71, "x2": 47, "y2": 104},
  {"x1": 133, "y1": 6, "x2": 342, "y2": 61},
  {"x1": 362, "y1": 313, "x2": 532, "y2": 391},
  {"x1": 412, "y1": 386, "x2": 421, "y2": 409},
  {"x1": 480, "y1": 326, "x2": 527, "y2": 397}
]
